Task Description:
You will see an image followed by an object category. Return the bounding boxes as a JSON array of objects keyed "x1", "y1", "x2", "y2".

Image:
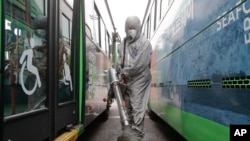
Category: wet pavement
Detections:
[{"x1": 77, "y1": 100, "x2": 186, "y2": 141}]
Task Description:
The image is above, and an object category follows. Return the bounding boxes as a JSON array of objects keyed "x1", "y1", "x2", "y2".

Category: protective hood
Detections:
[
  {"x1": 34, "y1": 15, "x2": 47, "y2": 38},
  {"x1": 125, "y1": 16, "x2": 142, "y2": 42},
  {"x1": 34, "y1": 15, "x2": 47, "y2": 30}
]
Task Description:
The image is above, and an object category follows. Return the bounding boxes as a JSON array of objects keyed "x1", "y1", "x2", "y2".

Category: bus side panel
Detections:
[
  {"x1": 82, "y1": 0, "x2": 113, "y2": 128},
  {"x1": 149, "y1": 0, "x2": 250, "y2": 140},
  {"x1": 84, "y1": 36, "x2": 111, "y2": 127}
]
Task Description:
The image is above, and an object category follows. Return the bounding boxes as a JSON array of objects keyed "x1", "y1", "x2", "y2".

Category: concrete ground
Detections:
[{"x1": 77, "y1": 100, "x2": 186, "y2": 141}]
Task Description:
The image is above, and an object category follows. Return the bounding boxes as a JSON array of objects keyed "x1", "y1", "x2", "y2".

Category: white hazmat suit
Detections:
[{"x1": 118, "y1": 16, "x2": 152, "y2": 138}]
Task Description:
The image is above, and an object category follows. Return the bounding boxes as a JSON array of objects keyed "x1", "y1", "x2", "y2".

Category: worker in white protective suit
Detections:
[{"x1": 117, "y1": 16, "x2": 152, "y2": 141}]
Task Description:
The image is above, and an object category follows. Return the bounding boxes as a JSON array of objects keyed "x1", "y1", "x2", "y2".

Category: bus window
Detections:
[
  {"x1": 100, "y1": 19, "x2": 106, "y2": 53},
  {"x1": 85, "y1": 24, "x2": 93, "y2": 39},
  {"x1": 61, "y1": 14, "x2": 71, "y2": 44},
  {"x1": 160, "y1": 0, "x2": 174, "y2": 19},
  {"x1": 147, "y1": 17, "x2": 151, "y2": 39},
  {"x1": 65, "y1": 0, "x2": 74, "y2": 9},
  {"x1": 58, "y1": 1, "x2": 74, "y2": 103},
  {"x1": 151, "y1": 1, "x2": 156, "y2": 33},
  {"x1": 106, "y1": 32, "x2": 111, "y2": 58},
  {"x1": 156, "y1": 0, "x2": 161, "y2": 29},
  {"x1": 93, "y1": 5, "x2": 100, "y2": 46},
  {"x1": 4, "y1": 0, "x2": 48, "y2": 116}
]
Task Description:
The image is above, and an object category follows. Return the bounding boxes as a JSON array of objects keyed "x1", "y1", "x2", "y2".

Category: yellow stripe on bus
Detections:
[{"x1": 55, "y1": 129, "x2": 78, "y2": 141}]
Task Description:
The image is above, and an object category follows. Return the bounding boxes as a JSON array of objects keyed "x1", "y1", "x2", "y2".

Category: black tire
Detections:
[
  {"x1": 101, "y1": 109, "x2": 109, "y2": 121},
  {"x1": 147, "y1": 108, "x2": 157, "y2": 121},
  {"x1": 100, "y1": 90, "x2": 113, "y2": 121}
]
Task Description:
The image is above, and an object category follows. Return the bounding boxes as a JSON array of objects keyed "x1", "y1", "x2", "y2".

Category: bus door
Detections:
[
  {"x1": 2, "y1": 0, "x2": 80, "y2": 140},
  {"x1": 2, "y1": 0, "x2": 50, "y2": 140},
  {"x1": 1, "y1": 0, "x2": 3, "y2": 140},
  {"x1": 54, "y1": 0, "x2": 79, "y2": 133}
]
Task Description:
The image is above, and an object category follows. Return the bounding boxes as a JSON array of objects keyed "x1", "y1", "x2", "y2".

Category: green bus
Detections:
[
  {"x1": 143, "y1": 0, "x2": 250, "y2": 141},
  {"x1": 0, "y1": 0, "x2": 118, "y2": 140}
]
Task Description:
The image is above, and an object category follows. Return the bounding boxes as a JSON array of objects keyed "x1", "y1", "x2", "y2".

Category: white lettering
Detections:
[
  {"x1": 234, "y1": 129, "x2": 241, "y2": 136},
  {"x1": 181, "y1": 12, "x2": 187, "y2": 27},
  {"x1": 168, "y1": 0, "x2": 193, "y2": 37},
  {"x1": 186, "y1": 0, "x2": 193, "y2": 20},
  {"x1": 175, "y1": 17, "x2": 181, "y2": 34},
  {"x1": 235, "y1": 0, "x2": 242, "y2": 20},
  {"x1": 241, "y1": 129, "x2": 247, "y2": 135},
  {"x1": 244, "y1": 17, "x2": 250, "y2": 44},
  {"x1": 222, "y1": 12, "x2": 228, "y2": 28},
  {"x1": 228, "y1": 11, "x2": 236, "y2": 25},
  {"x1": 243, "y1": 1, "x2": 250, "y2": 14},
  {"x1": 216, "y1": 0, "x2": 250, "y2": 44},
  {"x1": 244, "y1": 17, "x2": 250, "y2": 31},
  {"x1": 233, "y1": 129, "x2": 247, "y2": 136},
  {"x1": 216, "y1": 0, "x2": 247, "y2": 31},
  {"x1": 217, "y1": 16, "x2": 222, "y2": 31},
  {"x1": 244, "y1": 33, "x2": 250, "y2": 44}
]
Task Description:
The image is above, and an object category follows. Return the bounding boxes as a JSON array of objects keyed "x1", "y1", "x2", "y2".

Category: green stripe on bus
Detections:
[
  {"x1": 79, "y1": 1, "x2": 83, "y2": 123},
  {"x1": 0, "y1": 0, "x2": 2, "y2": 87},
  {"x1": 182, "y1": 110, "x2": 228, "y2": 141},
  {"x1": 150, "y1": 101, "x2": 229, "y2": 141}
]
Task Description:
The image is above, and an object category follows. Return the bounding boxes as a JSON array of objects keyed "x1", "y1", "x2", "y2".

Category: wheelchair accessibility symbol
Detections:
[{"x1": 19, "y1": 48, "x2": 41, "y2": 95}]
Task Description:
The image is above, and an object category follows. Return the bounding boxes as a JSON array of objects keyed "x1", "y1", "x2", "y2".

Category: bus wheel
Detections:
[
  {"x1": 100, "y1": 90, "x2": 113, "y2": 121},
  {"x1": 147, "y1": 109, "x2": 157, "y2": 121}
]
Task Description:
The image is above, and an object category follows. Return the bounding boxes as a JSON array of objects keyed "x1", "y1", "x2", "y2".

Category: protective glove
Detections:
[
  {"x1": 116, "y1": 67, "x2": 125, "y2": 75},
  {"x1": 119, "y1": 73, "x2": 126, "y2": 84},
  {"x1": 119, "y1": 68, "x2": 125, "y2": 75}
]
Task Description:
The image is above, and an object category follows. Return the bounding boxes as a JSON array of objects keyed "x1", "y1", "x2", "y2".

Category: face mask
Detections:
[
  {"x1": 36, "y1": 29, "x2": 46, "y2": 38},
  {"x1": 127, "y1": 29, "x2": 137, "y2": 39}
]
